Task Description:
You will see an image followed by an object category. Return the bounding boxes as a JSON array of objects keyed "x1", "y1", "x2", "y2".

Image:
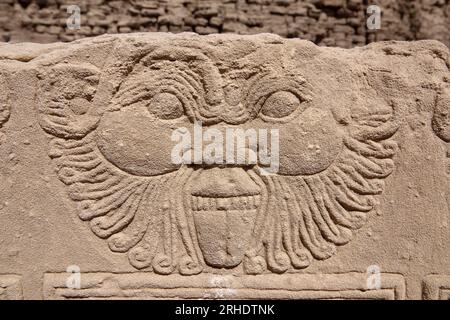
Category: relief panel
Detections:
[{"x1": 36, "y1": 39, "x2": 399, "y2": 275}]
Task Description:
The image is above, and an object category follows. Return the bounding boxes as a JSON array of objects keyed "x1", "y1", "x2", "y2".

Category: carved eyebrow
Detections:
[
  {"x1": 223, "y1": 65, "x2": 262, "y2": 80},
  {"x1": 145, "y1": 47, "x2": 225, "y2": 108},
  {"x1": 243, "y1": 72, "x2": 312, "y2": 116},
  {"x1": 109, "y1": 49, "x2": 226, "y2": 121},
  {"x1": 112, "y1": 68, "x2": 203, "y2": 108}
]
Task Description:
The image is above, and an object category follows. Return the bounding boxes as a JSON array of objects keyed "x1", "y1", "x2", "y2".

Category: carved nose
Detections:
[
  {"x1": 218, "y1": 83, "x2": 250, "y2": 124},
  {"x1": 183, "y1": 122, "x2": 259, "y2": 168},
  {"x1": 220, "y1": 103, "x2": 250, "y2": 124},
  {"x1": 190, "y1": 167, "x2": 260, "y2": 198}
]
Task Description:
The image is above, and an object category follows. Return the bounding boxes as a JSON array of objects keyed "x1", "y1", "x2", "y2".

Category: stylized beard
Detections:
[
  {"x1": 127, "y1": 164, "x2": 314, "y2": 275},
  {"x1": 124, "y1": 166, "x2": 276, "y2": 274},
  {"x1": 47, "y1": 121, "x2": 394, "y2": 275}
]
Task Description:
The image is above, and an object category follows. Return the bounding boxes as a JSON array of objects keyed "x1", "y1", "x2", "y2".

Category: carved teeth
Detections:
[{"x1": 191, "y1": 195, "x2": 260, "y2": 211}]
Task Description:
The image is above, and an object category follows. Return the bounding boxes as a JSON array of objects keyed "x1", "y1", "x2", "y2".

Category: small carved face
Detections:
[
  {"x1": 432, "y1": 88, "x2": 450, "y2": 143},
  {"x1": 38, "y1": 37, "x2": 398, "y2": 274},
  {"x1": 0, "y1": 74, "x2": 10, "y2": 131}
]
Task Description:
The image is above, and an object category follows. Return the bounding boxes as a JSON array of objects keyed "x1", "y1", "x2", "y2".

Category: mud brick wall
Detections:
[{"x1": 0, "y1": 0, "x2": 448, "y2": 48}]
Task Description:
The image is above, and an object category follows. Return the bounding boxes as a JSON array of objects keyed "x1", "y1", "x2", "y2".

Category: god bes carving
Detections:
[{"x1": 37, "y1": 41, "x2": 398, "y2": 275}]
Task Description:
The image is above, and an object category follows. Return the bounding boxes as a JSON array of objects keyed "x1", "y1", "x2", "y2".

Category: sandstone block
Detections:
[{"x1": 0, "y1": 34, "x2": 448, "y2": 299}]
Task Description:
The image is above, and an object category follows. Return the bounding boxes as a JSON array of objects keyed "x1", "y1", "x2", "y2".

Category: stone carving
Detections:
[
  {"x1": 432, "y1": 85, "x2": 450, "y2": 223},
  {"x1": 0, "y1": 275, "x2": 22, "y2": 300},
  {"x1": 43, "y1": 272, "x2": 405, "y2": 300},
  {"x1": 37, "y1": 36, "x2": 399, "y2": 275},
  {"x1": 432, "y1": 87, "x2": 450, "y2": 144},
  {"x1": 423, "y1": 275, "x2": 450, "y2": 300},
  {"x1": 0, "y1": 72, "x2": 10, "y2": 140},
  {"x1": 0, "y1": 35, "x2": 448, "y2": 300}
]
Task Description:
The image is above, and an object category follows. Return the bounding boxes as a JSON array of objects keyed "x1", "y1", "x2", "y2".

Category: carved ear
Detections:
[
  {"x1": 348, "y1": 101, "x2": 399, "y2": 142},
  {"x1": 37, "y1": 63, "x2": 101, "y2": 139}
]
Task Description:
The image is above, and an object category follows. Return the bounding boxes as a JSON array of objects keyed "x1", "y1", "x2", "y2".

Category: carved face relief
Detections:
[{"x1": 38, "y1": 39, "x2": 399, "y2": 275}]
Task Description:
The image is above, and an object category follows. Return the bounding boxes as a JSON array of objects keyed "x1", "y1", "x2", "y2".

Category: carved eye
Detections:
[
  {"x1": 147, "y1": 92, "x2": 184, "y2": 120},
  {"x1": 260, "y1": 91, "x2": 303, "y2": 120}
]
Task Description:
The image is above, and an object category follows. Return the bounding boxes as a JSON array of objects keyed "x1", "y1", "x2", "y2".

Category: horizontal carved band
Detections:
[{"x1": 43, "y1": 272, "x2": 405, "y2": 300}]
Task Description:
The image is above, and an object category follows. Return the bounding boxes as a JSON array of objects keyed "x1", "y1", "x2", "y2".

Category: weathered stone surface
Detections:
[{"x1": 0, "y1": 33, "x2": 449, "y2": 299}]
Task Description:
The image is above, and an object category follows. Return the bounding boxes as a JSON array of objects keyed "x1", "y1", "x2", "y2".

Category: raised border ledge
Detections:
[
  {"x1": 0, "y1": 275, "x2": 22, "y2": 300},
  {"x1": 423, "y1": 275, "x2": 450, "y2": 300},
  {"x1": 43, "y1": 272, "x2": 405, "y2": 300}
]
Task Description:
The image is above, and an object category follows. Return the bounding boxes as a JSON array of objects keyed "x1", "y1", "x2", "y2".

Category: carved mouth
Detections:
[{"x1": 191, "y1": 195, "x2": 261, "y2": 212}]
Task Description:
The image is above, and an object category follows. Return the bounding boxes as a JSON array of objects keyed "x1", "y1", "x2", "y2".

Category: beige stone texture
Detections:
[{"x1": 0, "y1": 33, "x2": 449, "y2": 299}]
